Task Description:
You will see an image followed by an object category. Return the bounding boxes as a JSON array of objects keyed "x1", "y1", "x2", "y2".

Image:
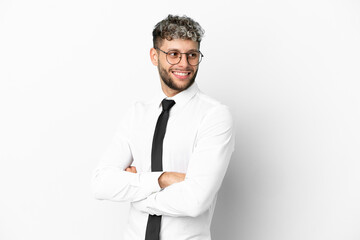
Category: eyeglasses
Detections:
[{"x1": 155, "y1": 48, "x2": 204, "y2": 66}]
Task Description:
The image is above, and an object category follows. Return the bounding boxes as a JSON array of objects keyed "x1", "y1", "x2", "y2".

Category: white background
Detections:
[{"x1": 1, "y1": 0, "x2": 360, "y2": 239}]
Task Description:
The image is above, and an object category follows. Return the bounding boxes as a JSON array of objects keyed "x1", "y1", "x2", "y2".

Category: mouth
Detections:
[{"x1": 171, "y1": 70, "x2": 191, "y2": 80}]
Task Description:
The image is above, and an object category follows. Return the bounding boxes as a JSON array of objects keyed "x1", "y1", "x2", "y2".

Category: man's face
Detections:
[{"x1": 153, "y1": 39, "x2": 200, "y2": 95}]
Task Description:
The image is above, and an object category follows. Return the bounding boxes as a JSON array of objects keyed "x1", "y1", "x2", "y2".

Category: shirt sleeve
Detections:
[
  {"x1": 132, "y1": 105, "x2": 235, "y2": 217},
  {"x1": 92, "y1": 104, "x2": 163, "y2": 202}
]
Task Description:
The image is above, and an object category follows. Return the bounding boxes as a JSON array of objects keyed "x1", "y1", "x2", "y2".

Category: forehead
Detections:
[{"x1": 160, "y1": 39, "x2": 199, "y2": 51}]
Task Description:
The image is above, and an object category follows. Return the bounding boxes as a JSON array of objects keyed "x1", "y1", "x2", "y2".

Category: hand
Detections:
[
  {"x1": 158, "y1": 172, "x2": 185, "y2": 189},
  {"x1": 125, "y1": 166, "x2": 137, "y2": 173}
]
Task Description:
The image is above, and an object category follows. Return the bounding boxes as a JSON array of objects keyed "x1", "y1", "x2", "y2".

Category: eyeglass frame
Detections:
[{"x1": 155, "y1": 47, "x2": 204, "y2": 66}]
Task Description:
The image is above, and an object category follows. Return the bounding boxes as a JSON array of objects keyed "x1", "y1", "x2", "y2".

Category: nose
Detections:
[{"x1": 177, "y1": 53, "x2": 189, "y2": 67}]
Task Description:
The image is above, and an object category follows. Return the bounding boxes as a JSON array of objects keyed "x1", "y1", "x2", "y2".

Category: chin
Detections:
[{"x1": 173, "y1": 79, "x2": 191, "y2": 88}]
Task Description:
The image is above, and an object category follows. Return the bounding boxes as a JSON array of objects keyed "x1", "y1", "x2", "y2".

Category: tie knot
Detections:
[{"x1": 161, "y1": 99, "x2": 176, "y2": 111}]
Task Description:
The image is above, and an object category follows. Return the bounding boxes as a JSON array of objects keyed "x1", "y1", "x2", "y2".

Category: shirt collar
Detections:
[{"x1": 156, "y1": 82, "x2": 199, "y2": 109}]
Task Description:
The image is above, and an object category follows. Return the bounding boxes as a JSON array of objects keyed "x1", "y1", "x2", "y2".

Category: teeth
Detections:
[{"x1": 173, "y1": 72, "x2": 188, "y2": 76}]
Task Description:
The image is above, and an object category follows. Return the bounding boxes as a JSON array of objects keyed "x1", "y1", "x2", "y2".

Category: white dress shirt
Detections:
[{"x1": 92, "y1": 83, "x2": 235, "y2": 240}]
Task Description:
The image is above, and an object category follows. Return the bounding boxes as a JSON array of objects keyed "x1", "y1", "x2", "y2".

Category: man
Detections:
[{"x1": 93, "y1": 15, "x2": 235, "y2": 240}]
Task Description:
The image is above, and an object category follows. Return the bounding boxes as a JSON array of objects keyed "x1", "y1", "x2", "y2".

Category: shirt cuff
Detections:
[{"x1": 138, "y1": 172, "x2": 163, "y2": 194}]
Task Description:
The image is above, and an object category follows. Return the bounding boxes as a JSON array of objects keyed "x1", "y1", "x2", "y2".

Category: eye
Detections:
[
  {"x1": 187, "y1": 52, "x2": 199, "y2": 59},
  {"x1": 168, "y1": 51, "x2": 180, "y2": 58}
]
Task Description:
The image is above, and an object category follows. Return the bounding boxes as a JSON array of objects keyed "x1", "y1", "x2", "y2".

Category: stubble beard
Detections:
[{"x1": 158, "y1": 64, "x2": 198, "y2": 92}]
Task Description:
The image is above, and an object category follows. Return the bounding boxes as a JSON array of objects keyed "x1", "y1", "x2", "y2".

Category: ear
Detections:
[{"x1": 150, "y1": 48, "x2": 158, "y2": 66}]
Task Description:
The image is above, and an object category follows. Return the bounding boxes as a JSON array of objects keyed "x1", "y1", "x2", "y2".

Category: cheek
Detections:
[{"x1": 159, "y1": 62, "x2": 171, "y2": 72}]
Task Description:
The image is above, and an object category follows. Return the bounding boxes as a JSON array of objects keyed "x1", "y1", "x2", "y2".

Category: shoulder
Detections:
[
  {"x1": 127, "y1": 98, "x2": 157, "y2": 114},
  {"x1": 192, "y1": 90, "x2": 233, "y2": 128},
  {"x1": 192, "y1": 91, "x2": 234, "y2": 147},
  {"x1": 195, "y1": 90, "x2": 232, "y2": 118}
]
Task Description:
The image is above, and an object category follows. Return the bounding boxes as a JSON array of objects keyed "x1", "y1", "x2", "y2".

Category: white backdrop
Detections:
[{"x1": 1, "y1": 0, "x2": 360, "y2": 239}]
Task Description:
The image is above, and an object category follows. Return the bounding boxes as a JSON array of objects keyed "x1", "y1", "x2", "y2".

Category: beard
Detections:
[{"x1": 158, "y1": 63, "x2": 198, "y2": 92}]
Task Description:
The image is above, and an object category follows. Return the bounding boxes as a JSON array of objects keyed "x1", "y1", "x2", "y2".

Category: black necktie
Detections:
[{"x1": 145, "y1": 99, "x2": 176, "y2": 240}]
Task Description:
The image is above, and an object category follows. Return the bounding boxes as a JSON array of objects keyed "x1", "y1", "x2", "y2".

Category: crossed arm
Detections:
[
  {"x1": 93, "y1": 105, "x2": 234, "y2": 217},
  {"x1": 125, "y1": 166, "x2": 185, "y2": 189}
]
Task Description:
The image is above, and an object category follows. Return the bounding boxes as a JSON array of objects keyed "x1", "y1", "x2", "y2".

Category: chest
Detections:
[{"x1": 129, "y1": 108, "x2": 201, "y2": 173}]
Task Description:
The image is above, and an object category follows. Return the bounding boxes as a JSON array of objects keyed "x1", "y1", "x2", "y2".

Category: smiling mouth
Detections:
[{"x1": 172, "y1": 71, "x2": 191, "y2": 78}]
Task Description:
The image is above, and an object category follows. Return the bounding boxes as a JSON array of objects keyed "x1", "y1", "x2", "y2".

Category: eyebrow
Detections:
[{"x1": 167, "y1": 48, "x2": 199, "y2": 52}]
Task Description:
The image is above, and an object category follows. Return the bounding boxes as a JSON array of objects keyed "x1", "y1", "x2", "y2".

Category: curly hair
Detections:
[{"x1": 152, "y1": 14, "x2": 205, "y2": 49}]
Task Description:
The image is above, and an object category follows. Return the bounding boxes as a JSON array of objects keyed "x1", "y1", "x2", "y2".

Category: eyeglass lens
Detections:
[{"x1": 166, "y1": 51, "x2": 202, "y2": 66}]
